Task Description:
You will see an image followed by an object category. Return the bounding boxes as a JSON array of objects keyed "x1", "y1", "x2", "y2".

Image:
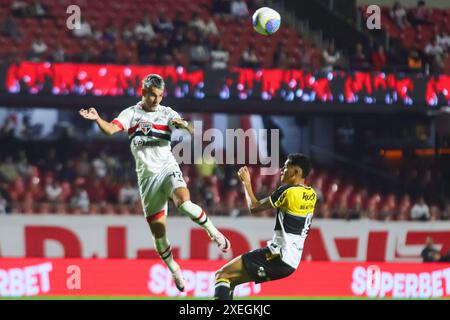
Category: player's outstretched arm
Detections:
[
  {"x1": 238, "y1": 166, "x2": 273, "y2": 214},
  {"x1": 171, "y1": 118, "x2": 194, "y2": 135},
  {"x1": 79, "y1": 108, "x2": 122, "y2": 136}
]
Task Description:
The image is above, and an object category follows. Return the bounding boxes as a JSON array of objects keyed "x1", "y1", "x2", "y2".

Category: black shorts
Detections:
[{"x1": 241, "y1": 247, "x2": 296, "y2": 284}]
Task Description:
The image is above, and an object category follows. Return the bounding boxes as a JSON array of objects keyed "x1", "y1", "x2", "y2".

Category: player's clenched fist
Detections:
[
  {"x1": 79, "y1": 108, "x2": 99, "y2": 120},
  {"x1": 238, "y1": 166, "x2": 251, "y2": 185}
]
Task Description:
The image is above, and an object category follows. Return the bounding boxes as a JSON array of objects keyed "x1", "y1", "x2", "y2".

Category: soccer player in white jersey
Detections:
[
  {"x1": 213, "y1": 154, "x2": 316, "y2": 300},
  {"x1": 79, "y1": 74, "x2": 230, "y2": 292}
]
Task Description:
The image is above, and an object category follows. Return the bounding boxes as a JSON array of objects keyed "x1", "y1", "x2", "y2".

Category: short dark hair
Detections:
[
  {"x1": 288, "y1": 153, "x2": 311, "y2": 178},
  {"x1": 142, "y1": 74, "x2": 165, "y2": 90}
]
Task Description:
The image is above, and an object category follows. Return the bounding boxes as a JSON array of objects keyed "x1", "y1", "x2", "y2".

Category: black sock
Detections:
[{"x1": 214, "y1": 280, "x2": 232, "y2": 300}]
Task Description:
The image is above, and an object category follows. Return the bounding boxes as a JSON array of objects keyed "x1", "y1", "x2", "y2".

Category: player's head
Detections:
[
  {"x1": 281, "y1": 153, "x2": 311, "y2": 184},
  {"x1": 142, "y1": 74, "x2": 165, "y2": 107}
]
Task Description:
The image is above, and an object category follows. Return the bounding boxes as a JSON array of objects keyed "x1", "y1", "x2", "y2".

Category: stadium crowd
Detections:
[
  {"x1": 359, "y1": 0, "x2": 450, "y2": 73},
  {"x1": 1, "y1": 113, "x2": 449, "y2": 220},
  {"x1": 1, "y1": 0, "x2": 449, "y2": 72},
  {"x1": 1, "y1": 0, "x2": 316, "y2": 70}
]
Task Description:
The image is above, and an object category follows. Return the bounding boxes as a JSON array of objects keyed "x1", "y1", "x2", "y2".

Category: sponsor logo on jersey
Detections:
[{"x1": 302, "y1": 193, "x2": 315, "y2": 201}]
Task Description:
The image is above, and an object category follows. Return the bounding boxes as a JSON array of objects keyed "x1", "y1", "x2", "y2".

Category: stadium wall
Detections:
[
  {"x1": 0, "y1": 258, "x2": 449, "y2": 298},
  {"x1": 1, "y1": 216, "x2": 449, "y2": 262}
]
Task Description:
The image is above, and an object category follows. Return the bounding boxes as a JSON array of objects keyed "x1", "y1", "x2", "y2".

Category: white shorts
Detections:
[{"x1": 137, "y1": 164, "x2": 187, "y2": 218}]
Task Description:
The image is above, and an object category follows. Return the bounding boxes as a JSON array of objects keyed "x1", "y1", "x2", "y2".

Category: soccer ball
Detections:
[{"x1": 252, "y1": 7, "x2": 281, "y2": 36}]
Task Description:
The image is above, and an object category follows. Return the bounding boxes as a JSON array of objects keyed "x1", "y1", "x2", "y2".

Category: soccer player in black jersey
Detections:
[{"x1": 214, "y1": 153, "x2": 317, "y2": 300}]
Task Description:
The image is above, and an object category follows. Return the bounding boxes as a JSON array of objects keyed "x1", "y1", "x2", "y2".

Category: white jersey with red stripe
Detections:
[{"x1": 112, "y1": 101, "x2": 181, "y2": 176}]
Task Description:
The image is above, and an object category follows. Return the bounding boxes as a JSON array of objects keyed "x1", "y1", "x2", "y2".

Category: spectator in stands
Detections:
[
  {"x1": 436, "y1": 31, "x2": 450, "y2": 50},
  {"x1": 173, "y1": 12, "x2": 187, "y2": 30},
  {"x1": 350, "y1": 42, "x2": 369, "y2": 70},
  {"x1": 45, "y1": 181, "x2": 62, "y2": 203},
  {"x1": 332, "y1": 200, "x2": 348, "y2": 220},
  {"x1": 240, "y1": 44, "x2": 261, "y2": 68},
  {"x1": 348, "y1": 197, "x2": 365, "y2": 220},
  {"x1": 425, "y1": 35, "x2": 445, "y2": 57},
  {"x1": 189, "y1": 36, "x2": 211, "y2": 69},
  {"x1": 189, "y1": 12, "x2": 207, "y2": 34},
  {"x1": 0, "y1": 193, "x2": 8, "y2": 214},
  {"x1": 75, "y1": 152, "x2": 91, "y2": 178},
  {"x1": 204, "y1": 17, "x2": 219, "y2": 37},
  {"x1": 155, "y1": 10, "x2": 174, "y2": 34},
  {"x1": 322, "y1": 43, "x2": 341, "y2": 72},
  {"x1": 379, "y1": 204, "x2": 394, "y2": 221},
  {"x1": 169, "y1": 26, "x2": 187, "y2": 50},
  {"x1": 70, "y1": 186, "x2": 90, "y2": 214},
  {"x1": 371, "y1": 44, "x2": 387, "y2": 71},
  {"x1": 409, "y1": 0, "x2": 432, "y2": 27},
  {"x1": 92, "y1": 154, "x2": 108, "y2": 178},
  {"x1": 122, "y1": 19, "x2": 135, "y2": 43},
  {"x1": 210, "y1": 42, "x2": 229, "y2": 70},
  {"x1": 137, "y1": 34, "x2": 153, "y2": 65},
  {"x1": 86, "y1": 179, "x2": 108, "y2": 204},
  {"x1": 16, "y1": 150, "x2": 33, "y2": 178},
  {"x1": 91, "y1": 23, "x2": 103, "y2": 41},
  {"x1": 390, "y1": 1, "x2": 409, "y2": 30},
  {"x1": 29, "y1": 37, "x2": 48, "y2": 61},
  {"x1": 295, "y1": 47, "x2": 311, "y2": 70},
  {"x1": 10, "y1": 0, "x2": 28, "y2": 18},
  {"x1": 157, "y1": 37, "x2": 173, "y2": 65},
  {"x1": 440, "y1": 47, "x2": 450, "y2": 74},
  {"x1": 272, "y1": 43, "x2": 289, "y2": 69},
  {"x1": 19, "y1": 115, "x2": 35, "y2": 140},
  {"x1": 103, "y1": 21, "x2": 119, "y2": 43},
  {"x1": 425, "y1": 36, "x2": 445, "y2": 72},
  {"x1": 0, "y1": 182, "x2": 11, "y2": 214},
  {"x1": 134, "y1": 14, "x2": 155, "y2": 40},
  {"x1": 410, "y1": 196, "x2": 430, "y2": 221},
  {"x1": 440, "y1": 249, "x2": 450, "y2": 262},
  {"x1": 51, "y1": 43, "x2": 65, "y2": 62},
  {"x1": 407, "y1": 49, "x2": 423, "y2": 71},
  {"x1": 118, "y1": 180, "x2": 140, "y2": 205},
  {"x1": 38, "y1": 148, "x2": 61, "y2": 174},
  {"x1": 72, "y1": 17, "x2": 92, "y2": 38},
  {"x1": 230, "y1": 0, "x2": 249, "y2": 18},
  {"x1": 441, "y1": 202, "x2": 450, "y2": 221},
  {"x1": 172, "y1": 47, "x2": 188, "y2": 67},
  {"x1": 0, "y1": 156, "x2": 18, "y2": 183},
  {"x1": 28, "y1": 0, "x2": 48, "y2": 19},
  {"x1": 1, "y1": 13, "x2": 22, "y2": 40},
  {"x1": 421, "y1": 236, "x2": 440, "y2": 262},
  {"x1": 429, "y1": 205, "x2": 441, "y2": 221},
  {"x1": 0, "y1": 114, "x2": 17, "y2": 140}
]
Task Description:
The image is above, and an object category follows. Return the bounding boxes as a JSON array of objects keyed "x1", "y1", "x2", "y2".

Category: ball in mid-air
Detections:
[{"x1": 252, "y1": 7, "x2": 281, "y2": 36}]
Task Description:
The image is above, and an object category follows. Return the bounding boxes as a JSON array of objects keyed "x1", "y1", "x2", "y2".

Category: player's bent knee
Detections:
[{"x1": 215, "y1": 269, "x2": 228, "y2": 281}]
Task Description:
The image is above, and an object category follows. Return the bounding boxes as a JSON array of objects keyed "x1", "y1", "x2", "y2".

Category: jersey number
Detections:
[
  {"x1": 169, "y1": 171, "x2": 184, "y2": 183},
  {"x1": 300, "y1": 214, "x2": 313, "y2": 238}
]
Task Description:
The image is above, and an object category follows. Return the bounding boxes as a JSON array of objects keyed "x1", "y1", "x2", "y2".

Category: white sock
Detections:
[
  {"x1": 154, "y1": 236, "x2": 180, "y2": 274},
  {"x1": 178, "y1": 201, "x2": 219, "y2": 237}
]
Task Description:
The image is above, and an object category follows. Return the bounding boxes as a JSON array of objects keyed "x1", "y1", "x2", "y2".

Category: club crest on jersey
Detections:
[{"x1": 139, "y1": 121, "x2": 152, "y2": 135}]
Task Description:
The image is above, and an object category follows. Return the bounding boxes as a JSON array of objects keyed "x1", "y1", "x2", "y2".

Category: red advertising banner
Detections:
[{"x1": 1, "y1": 258, "x2": 449, "y2": 299}]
